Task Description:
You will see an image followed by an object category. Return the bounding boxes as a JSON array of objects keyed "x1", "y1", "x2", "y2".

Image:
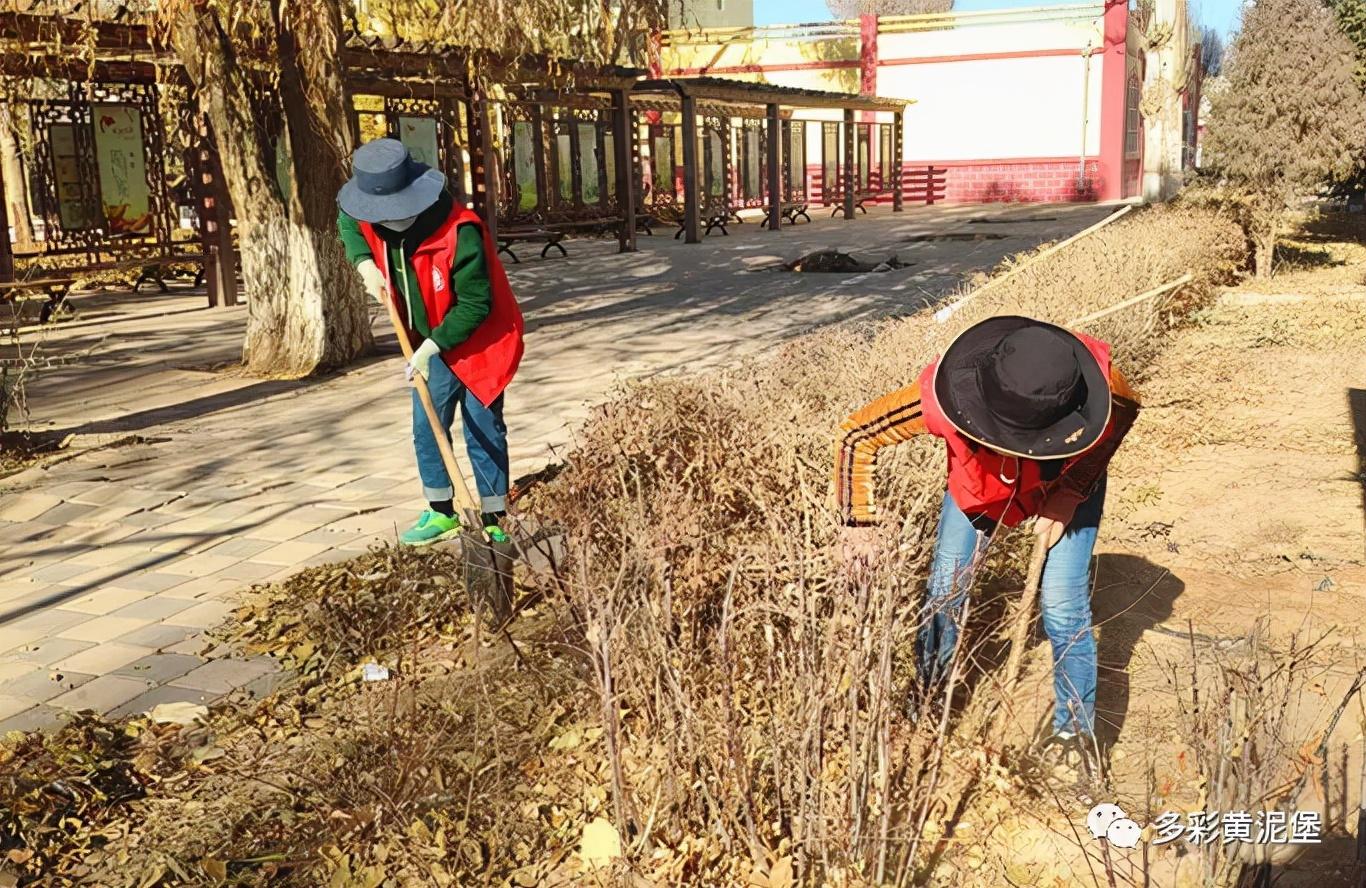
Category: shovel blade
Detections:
[{"x1": 462, "y1": 530, "x2": 515, "y2": 625}]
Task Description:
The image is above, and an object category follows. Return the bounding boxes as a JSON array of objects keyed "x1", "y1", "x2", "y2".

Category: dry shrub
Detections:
[
  {"x1": 1146, "y1": 630, "x2": 1356, "y2": 887},
  {"x1": 525, "y1": 203, "x2": 1247, "y2": 884},
  {"x1": 0, "y1": 204, "x2": 1252, "y2": 887}
]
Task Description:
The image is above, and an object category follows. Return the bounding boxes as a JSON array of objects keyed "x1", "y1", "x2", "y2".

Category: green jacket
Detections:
[{"x1": 337, "y1": 191, "x2": 492, "y2": 351}]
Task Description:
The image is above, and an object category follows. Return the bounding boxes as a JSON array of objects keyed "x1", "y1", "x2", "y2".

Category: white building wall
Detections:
[
  {"x1": 875, "y1": 11, "x2": 1105, "y2": 161},
  {"x1": 879, "y1": 54, "x2": 1104, "y2": 160}
]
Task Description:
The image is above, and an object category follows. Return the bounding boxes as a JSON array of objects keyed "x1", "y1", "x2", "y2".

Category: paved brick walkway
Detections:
[{"x1": 0, "y1": 203, "x2": 1112, "y2": 730}]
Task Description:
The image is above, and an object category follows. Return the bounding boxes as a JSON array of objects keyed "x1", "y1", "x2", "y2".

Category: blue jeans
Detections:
[
  {"x1": 916, "y1": 479, "x2": 1105, "y2": 737},
  {"x1": 412, "y1": 357, "x2": 508, "y2": 514}
]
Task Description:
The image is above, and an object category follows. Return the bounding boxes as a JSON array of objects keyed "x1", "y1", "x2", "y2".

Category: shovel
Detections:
[{"x1": 380, "y1": 294, "x2": 515, "y2": 626}]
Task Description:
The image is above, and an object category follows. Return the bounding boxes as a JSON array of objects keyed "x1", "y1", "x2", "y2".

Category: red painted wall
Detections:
[
  {"x1": 932, "y1": 159, "x2": 1100, "y2": 203},
  {"x1": 860, "y1": 14, "x2": 878, "y2": 96},
  {"x1": 804, "y1": 159, "x2": 1100, "y2": 206}
]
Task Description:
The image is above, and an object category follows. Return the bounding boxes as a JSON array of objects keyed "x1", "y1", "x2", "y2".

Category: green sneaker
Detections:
[{"x1": 399, "y1": 510, "x2": 461, "y2": 547}]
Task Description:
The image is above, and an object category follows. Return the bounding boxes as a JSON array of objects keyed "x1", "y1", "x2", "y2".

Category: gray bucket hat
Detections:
[{"x1": 337, "y1": 138, "x2": 446, "y2": 223}]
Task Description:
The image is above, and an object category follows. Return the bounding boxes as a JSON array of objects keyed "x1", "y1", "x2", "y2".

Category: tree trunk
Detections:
[
  {"x1": 166, "y1": 0, "x2": 371, "y2": 377},
  {"x1": 0, "y1": 105, "x2": 33, "y2": 248},
  {"x1": 1254, "y1": 234, "x2": 1274, "y2": 278},
  {"x1": 1254, "y1": 219, "x2": 1277, "y2": 278}
]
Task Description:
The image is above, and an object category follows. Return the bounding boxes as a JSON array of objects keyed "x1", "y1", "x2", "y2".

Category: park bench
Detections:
[
  {"x1": 497, "y1": 216, "x2": 630, "y2": 262},
  {"x1": 497, "y1": 227, "x2": 566, "y2": 263},
  {"x1": 4, "y1": 251, "x2": 208, "y2": 322},
  {"x1": 546, "y1": 217, "x2": 625, "y2": 239},
  {"x1": 782, "y1": 202, "x2": 812, "y2": 225},
  {"x1": 830, "y1": 190, "x2": 881, "y2": 216},
  {"x1": 0, "y1": 277, "x2": 76, "y2": 323},
  {"x1": 672, "y1": 211, "x2": 733, "y2": 239}
]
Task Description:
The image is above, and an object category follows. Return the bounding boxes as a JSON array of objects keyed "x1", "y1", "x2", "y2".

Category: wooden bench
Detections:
[
  {"x1": 830, "y1": 191, "x2": 882, "y2": 216},
  {"x1": 0, "y1": 277, "x2": 77, "y2": 323},
  {"x1": 671, "y1": 210, "x2": 734, "y2": 239},
  {"x1": 546, "y1": 217, "x2": 624, "y2": 238},
  {"x1": 497, "y1": 228, "x2": 566, "y2": 263},
  {"x1": 4, "y1": 252, "x2": 208, "y2": 322},
  {"x1": 498, "y1": 216, "x2": 630, "y2": 262},
  {"x1": 781, "y1": 202, "x2": 812, "y2": 225}
]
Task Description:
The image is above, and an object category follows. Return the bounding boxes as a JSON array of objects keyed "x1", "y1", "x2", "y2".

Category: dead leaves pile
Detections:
[
  {"x1": 0, "y1": 542, "x2": 637, "y2": 887},
  {"x1": 217, "y1": 545, "x2": 468, "y2": 677},
  {"x1": 0, "y1": 715, "x2": 220, "y2": 885}
]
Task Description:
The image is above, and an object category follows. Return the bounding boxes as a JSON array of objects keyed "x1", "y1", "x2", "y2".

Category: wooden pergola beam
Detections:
[
  {"x1": 680, "y1": 93, "x2": 700, "y2": 244},
  {"x1": 0, "y1": 56, "x2": 175, "y2": 84},
  {"x1": 634, "y1": 77, "x2": 908, "y2": 115},
  {"x1": 0, "y1": 14, "x2": 155, "y2": 53},
  {"x1": 765, "y1": 102, "x2": 780, "y2": 232},
  {"x1": 842, "y1": 108, "x2": 855, "y2": 221},
  {"x1": 345, "y1": 74, "x2": 465, "y2": 100},
  {"x1": 611, "y1": 87, "x2": 637, "y2": 253},
  {"x1": 892, "y1": 109, "x2": 905, "y2": 213}
]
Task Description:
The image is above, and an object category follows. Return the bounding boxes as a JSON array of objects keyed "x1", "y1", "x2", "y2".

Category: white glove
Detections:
[
  {"x1": 406, "y1": 338, "x2": 442, "y2": 383},
  {"x1": 357, "y1": 258, "x2": 387, "y2": 304}
]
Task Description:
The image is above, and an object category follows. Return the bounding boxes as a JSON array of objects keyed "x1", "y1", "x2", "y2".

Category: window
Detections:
[{"x1": 1125, "y1": 74, "x2": 1141, "y2": 157}]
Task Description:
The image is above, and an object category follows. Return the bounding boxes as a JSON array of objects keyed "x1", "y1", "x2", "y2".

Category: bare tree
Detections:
[
  {"x1": 362, "y1": 0, "x2": 670, "y2": 67},
  {"x1": 155, "y1": 0, "x2": 670, "y2": 376},
  {"x1": 159, "y1": 0, "x2": 371, "y2": 377},
  {"x1": 825, "y1": 0, "x2": 952, "y2": 18},
  {"x1": 1202, "y1": 0, "x2": 1366, "y2": 276},
  {"x1": 1199, "y1": 25, "x2": 1224, "y2": 77},
  {"x1": 0, "y1": 105, "x2": 32, "y2": 247}
]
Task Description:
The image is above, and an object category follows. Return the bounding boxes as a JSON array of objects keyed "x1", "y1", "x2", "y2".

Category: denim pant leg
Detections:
[
  {"x1": 412, "y1": 358, "x2": 462, "y2": 503},
  {"x1": 917, "y1": 491, "x2": 989, "y2": 685},
  {"x1": 1039, "y1": 478, "x2": 1106, "y2": 737},
  {"x1": 458, "y1": 389, "x2": 510, "y2": 514}
]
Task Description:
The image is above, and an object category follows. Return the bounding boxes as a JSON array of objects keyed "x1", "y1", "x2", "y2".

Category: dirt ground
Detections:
[{"x1": 1000, "y1": 227, "x2": 1366, "y2": 885}]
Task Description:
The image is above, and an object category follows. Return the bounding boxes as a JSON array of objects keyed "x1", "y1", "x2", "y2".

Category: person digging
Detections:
[
  {"x1": 835, "y1": 315, "x2": 1141, "y2": 785},
  {"x1": 337, "y1": 138, "x2": 524, "y2": 547}
]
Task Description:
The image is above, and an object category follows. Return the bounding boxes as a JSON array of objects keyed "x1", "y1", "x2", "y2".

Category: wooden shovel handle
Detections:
[
  {"x1": 379, "y1": 293, "x2": 482, "y2": 518},
  {"x1": 1000, "y1": 533, "x2": 1052, "y2": 698}
]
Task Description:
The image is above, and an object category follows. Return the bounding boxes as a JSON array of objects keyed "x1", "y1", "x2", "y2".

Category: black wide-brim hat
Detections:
[
  {"x1": 337, "y1": 138, "x2": 446, "y2": 223},
  {"x1": 934, "y1": 315, "x2": 1110, "y2": 460}
]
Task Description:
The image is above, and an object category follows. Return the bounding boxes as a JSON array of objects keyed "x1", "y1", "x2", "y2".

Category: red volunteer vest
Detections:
[
  {"x1": 360, "y1": 204, "x2": 523, "y2": 407},
  {"x1": 920, "y1": 331, "x2": 1114, "y2": 527}
]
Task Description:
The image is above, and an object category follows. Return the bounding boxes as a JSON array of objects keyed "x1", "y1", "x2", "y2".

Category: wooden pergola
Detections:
[
  {"x1": 0, "y1": 8, "x2": 648, "y2": 308},
  {"x1": 0, "y1": 6, "x2": 915, "y2": 314},
  {"x1": 631, "y1": 77, "x2": 909, "y2": 243}
]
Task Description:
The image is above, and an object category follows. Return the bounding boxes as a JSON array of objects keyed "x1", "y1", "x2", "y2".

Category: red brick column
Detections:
[
  {"x1": 859, "y1": 14, "x2": 878, "y2": 97},
  {"x1": 1097, "y1": 0, "x2": 1129, "y2": 201}
]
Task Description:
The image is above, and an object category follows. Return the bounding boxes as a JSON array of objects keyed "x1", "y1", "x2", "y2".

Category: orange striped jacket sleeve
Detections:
[{"x1": 834, "y1": 381, "x2": 928, "y2": 526}]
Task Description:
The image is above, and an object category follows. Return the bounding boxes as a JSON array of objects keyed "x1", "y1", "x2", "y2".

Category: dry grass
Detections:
[
  {"x1": 517, "y1": 203, "x2": 1249, "y2": 885},
  {"x1": 3, "y1": 203, "x2": 1284, "y2": 887}
]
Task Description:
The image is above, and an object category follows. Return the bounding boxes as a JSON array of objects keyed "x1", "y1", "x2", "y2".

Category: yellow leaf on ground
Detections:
[
  {"x1": 579, "y1": 816, "x2": 621, "y2": 867},
  {"x1": 148, "y1": 701, "x2": 209, "y2": 725},
  {"x1": 550, "y1": 729, "x2": 581, "y2": 750},
  {"x1": 769, "y1": 856, "x2": 794, "y2": 888}
]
